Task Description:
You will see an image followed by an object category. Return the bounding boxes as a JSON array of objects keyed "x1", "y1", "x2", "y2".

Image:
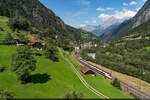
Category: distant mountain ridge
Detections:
[
  {"x1": 80, "y1": 17, "x2": 121, "y2": 36},
  {"x1": 100, "y1": 0, "x2": 150, "y2": 42}
]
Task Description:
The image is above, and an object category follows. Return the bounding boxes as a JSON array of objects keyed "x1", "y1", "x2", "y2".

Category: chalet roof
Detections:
[
  {"x1": 29, "y1": 40, "x2": 38, "y2": 44},
  {"x1": 13, "y1": 38, "x2": 19, "y2": 40},
  {"x1": 81, "y1": 66, "x2": 93, "y2": 74}
]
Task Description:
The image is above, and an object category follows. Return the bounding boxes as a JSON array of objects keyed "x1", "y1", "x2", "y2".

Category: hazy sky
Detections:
[{"x1": 39, "y1": 0, "x2": 147, "y2": 27}]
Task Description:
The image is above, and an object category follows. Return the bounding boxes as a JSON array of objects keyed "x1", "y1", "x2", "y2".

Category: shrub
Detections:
[
  {"x1": 44, "y1": 43, "x2": 58, "y2": 62},
  {"x1": 0, "y1": 66, "x2": 5, "y2": 72},
  {"x1": 0, "y1": 89, "x2": 13, "y2": 99},
  {"x1": 64, "y1": 89, "x2": 83, "y2": 99},
  {"x1": 111, "y1": 78, "x2": 121, "y2": 90}
]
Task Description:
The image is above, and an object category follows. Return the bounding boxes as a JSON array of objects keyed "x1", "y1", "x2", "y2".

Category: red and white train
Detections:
[{"x1": 75, "y1": 52, "x2": 112, "y2": 80}]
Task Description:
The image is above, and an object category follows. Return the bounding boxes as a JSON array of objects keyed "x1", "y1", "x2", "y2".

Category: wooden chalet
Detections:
[
  {"x1": 29, "y1": 40, "x2": 43, "y2": 50},
  {"x1": 80, "y1": 66, "x2": 96, "y2": 76}
]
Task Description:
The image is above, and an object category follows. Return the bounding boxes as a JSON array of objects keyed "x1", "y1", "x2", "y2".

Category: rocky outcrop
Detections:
[
  {"x1": 0, "y1": 0, "x2": 66, "y2": 31},
  {"x1": 133, "y1": 8, "x2": 150, "y2": 28}
]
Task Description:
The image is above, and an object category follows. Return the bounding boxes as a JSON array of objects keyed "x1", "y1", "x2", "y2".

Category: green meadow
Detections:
[
  {"x1": 0, "y1": 45, "x2": 99, "y2": 98},
  {"x1": 62, "y1": 51, "x2": 133, "y2": 99}
]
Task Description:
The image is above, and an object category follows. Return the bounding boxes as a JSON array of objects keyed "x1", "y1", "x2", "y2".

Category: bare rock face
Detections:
[
  {"x1": 32, "y1": 9, "x2": 43, "y2": 23},
  {"x1": 133, "y1": 8, "x2": 150, "y2": 28},
  {"x1": 0, "y1": 0, "x2": 67, "y2": 31},
  {"x1": 56, "y1": 18, "x2": 66, "y2": 30}
]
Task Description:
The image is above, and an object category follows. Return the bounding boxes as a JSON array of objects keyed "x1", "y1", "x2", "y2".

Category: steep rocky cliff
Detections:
[
  {"x1": 100, "y1": 0, "x2": 150, "y2": 41},
  {"x1": 133, "y1": 0, "x2": 150, "y2": 28}
]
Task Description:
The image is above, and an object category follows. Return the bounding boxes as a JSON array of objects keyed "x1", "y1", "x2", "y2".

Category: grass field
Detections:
[
  {"x1": 0, "y1": 16, "x2": 132, "y2": 99},
  {"x1": 145, "y1": 46, "x2": 150, "y2": 52},
  {"x1": 62, "y1": 51, "x2": 133, "y2": 99},
  {"x1": 0, "y1": 16, "x2": 12, "y2": 41},
  {"x1": 0, "y1": 45, "x2": 100, "y2": 98}
]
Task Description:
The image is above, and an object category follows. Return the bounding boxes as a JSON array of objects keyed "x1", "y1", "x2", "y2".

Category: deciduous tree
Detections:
[{"x1": 11, "y1": 46, "x2": 36, "y2": 82}]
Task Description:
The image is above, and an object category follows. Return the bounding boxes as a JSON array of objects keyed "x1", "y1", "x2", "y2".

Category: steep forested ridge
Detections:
[{"x1": 0, "y1": 0, "x2": 100, "y2": 45}]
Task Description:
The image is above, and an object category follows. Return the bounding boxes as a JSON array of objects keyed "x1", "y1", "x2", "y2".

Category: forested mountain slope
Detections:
[
  {"x1": 100, "y1": 0, "x2": 150, "y2": 42},
  {"x1": 0, "y1": 0, "x2": 100, "y2": 45}
]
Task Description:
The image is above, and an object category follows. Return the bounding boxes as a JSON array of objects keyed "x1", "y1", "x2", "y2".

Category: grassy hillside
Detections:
[
  {"x1": 0, "y1": 16, "x2": 36, "y2": 43},
  {"x1": 0, "y1": 45, "x2": 99, "y2": 98},
  {"x1": 0, "y1": 20, "x2": 131, "y2": 99},
  {"x1": 0, "y1": 16, "x2": 12, "y2": 41},
  {"x1": 62, "y1": 51, "x2": 132, "y2": 99}
]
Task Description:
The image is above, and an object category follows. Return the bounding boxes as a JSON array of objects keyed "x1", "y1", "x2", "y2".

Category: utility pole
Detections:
[
  {"x1": 139, "y1": 65, "x2": 142, "y2": 90},
  {"x1": 139, "y1": 65, "x2": 145, "y2": 91}
]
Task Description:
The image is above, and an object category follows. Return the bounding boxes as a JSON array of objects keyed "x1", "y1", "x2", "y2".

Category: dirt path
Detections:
[{"x1": 59, "y1": 49, "x2": 109, "y2": 99}]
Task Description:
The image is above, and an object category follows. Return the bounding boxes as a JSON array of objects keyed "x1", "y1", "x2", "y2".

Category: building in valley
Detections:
[{"x1": 80, "y1": 66, "x2": 96, "y2": 76}]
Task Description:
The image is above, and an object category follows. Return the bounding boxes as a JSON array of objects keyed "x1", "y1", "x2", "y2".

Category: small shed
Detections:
[
  {"x1": 87, "y1": 53, "x2": 96, "y2": 59},
  {"x1": 81, "y1": 66, "x2": 96, "y2": 76},
  {"x1": 13, "y1": 38, "x2": 25, "y2": 46},
  {"x1": 29, "y1": 40, "x2": 43, "y2": 50}
]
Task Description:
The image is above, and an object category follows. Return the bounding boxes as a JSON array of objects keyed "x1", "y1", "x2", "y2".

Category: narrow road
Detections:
[{"x1": 59, "y1": 49, "x2": 109, "y2": 99}]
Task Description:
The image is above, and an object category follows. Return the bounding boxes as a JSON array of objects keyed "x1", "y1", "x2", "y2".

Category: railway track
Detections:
[
  {"x1": 74, "y1": 52, "x2": 150, "y2": 100},
  {"x1": 59, "y1": 49, "x2": 109, "y2": 99}
]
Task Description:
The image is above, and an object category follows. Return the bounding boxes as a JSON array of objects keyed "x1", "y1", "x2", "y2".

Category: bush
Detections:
[
  {"x1": 0, "y1": 89, "x2": 13, "y2": 99},
  {"x1": 44, "y1": 43, "x2": 59, "y2": 62},
  {"x1": 62, "y1": 46, "x2": 74, "y2": 52},
  {"x1": 0, "y1": 66, "x2": 5, "y2": 72},
  {"x1": 64, "y1": 89, "x2": 83, "y2": 99},
  {"x1": 111, "y1": 78, "x2": 121, "y2": 90}
]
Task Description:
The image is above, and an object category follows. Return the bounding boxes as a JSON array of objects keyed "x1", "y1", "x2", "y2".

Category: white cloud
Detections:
[
  {"x1": 129, "y1": 1, "x2": 137, "y2": 5},
  {"x1": 96, "y1": 8, "x2": 105, "y2": 12},
  {"x1": 114, "y1": 9, "x2": 136, "y2": 19},
  {"x1": 106, "y1": 8, "x2": 115, "y2": 10},
  {"x1": 98, "y1": 14, "x2": 112, "y2": 21},
  {"x1": 123, "y1": 2, "x2": 128, "y2": 6},
  {"x1": 80, "y1": 1, "x2": 90, "y2": 5},
  {"x1": 123, "y1": 1, "x2": 137, "y2": 6},
  {"x1": 96, "y1": 7, "x2": 114, "y2": 12},
  {"x1": 80, "y1": 24, "x2": 86, "y2": 27},
  {"x1": 98, "y1": 8, "x2": 136, "y2": 22},
  {"x1": 136, "y1": 8, "x2": 141, "y2": 11}
]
